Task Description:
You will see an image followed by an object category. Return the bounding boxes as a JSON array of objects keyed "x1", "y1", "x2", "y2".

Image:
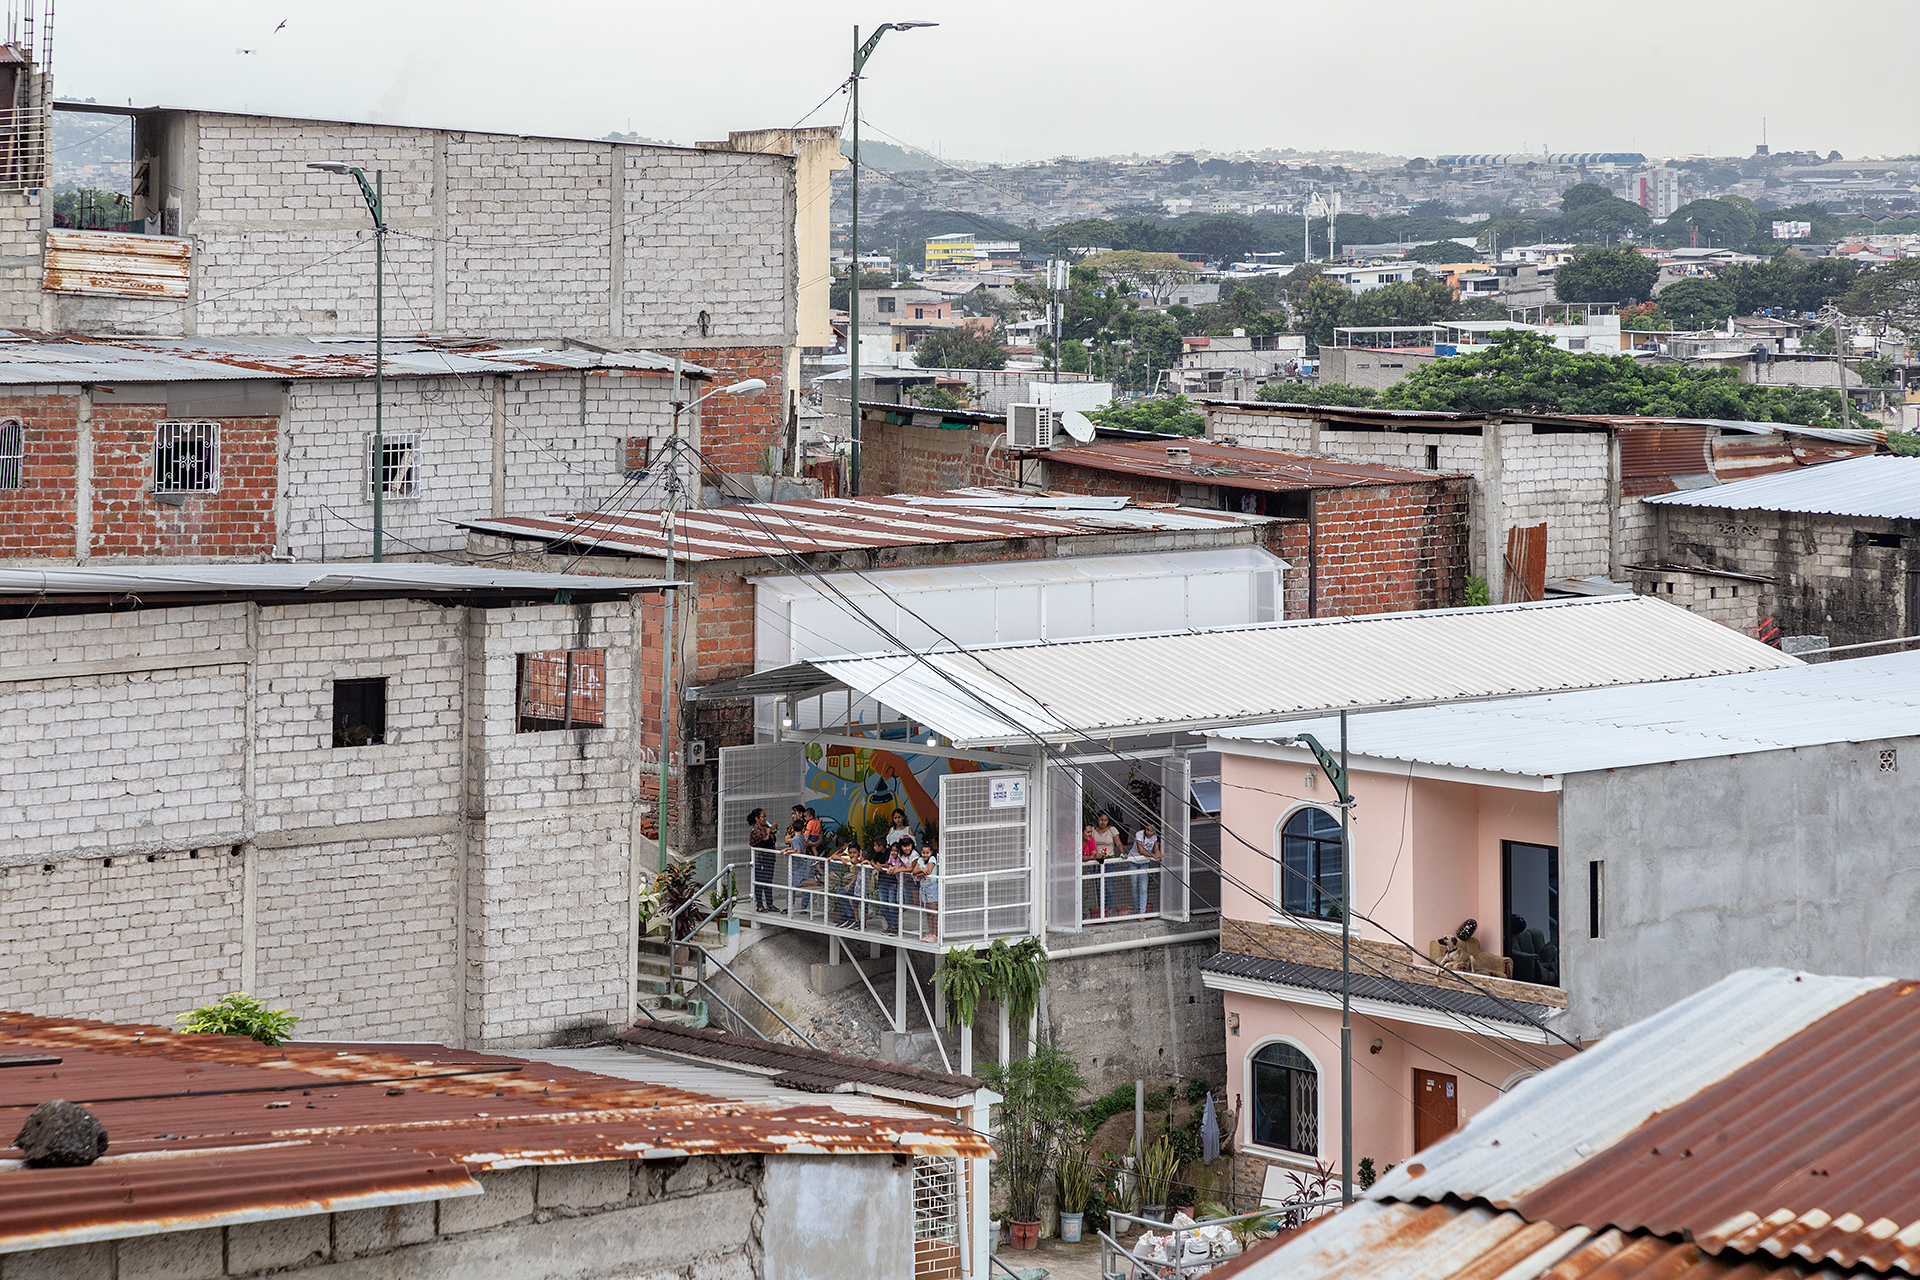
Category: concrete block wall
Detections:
[
  {"x1": 0, "y1": 1155, "x2": 775, "y2": 1280},
  {"x1": 1498, "y1": 427, "x2": 1612, "y2": 582},
  {"x1": 0, "y1": 595, "x2": 649, "y2": 1047},
  {"x1": 0, "y1": 192, "x2": 42, "y2": 330},
  {"x1": 465, "y1": 603, "x2": 640, "y2": 1047}
]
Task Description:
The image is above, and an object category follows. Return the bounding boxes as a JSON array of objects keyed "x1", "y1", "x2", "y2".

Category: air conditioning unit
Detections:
[{"x1": 1008, "y1": 403, "x2": 1055, "y2": 450}]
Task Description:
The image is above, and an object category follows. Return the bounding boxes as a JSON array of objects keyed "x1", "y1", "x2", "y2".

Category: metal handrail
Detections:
[
  {"x1": 688, "y1": 943, "x2": 820, "y2": 1049},
  {"x1": 665, "y1": 863, "x2": 738, "y2": 937},
  {"x1": 1100, "y1": 1202, "x2": 1341, "y2": 1279},
  {"x1": 691, "y1": 979, "x2": 770, "y2": 1043},
  {"x1": 989, "y1": 1253, "x2": 1028, "y2": 1279}
]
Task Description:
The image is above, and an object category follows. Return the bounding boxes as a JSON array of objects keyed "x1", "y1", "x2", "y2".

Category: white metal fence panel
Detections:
[
  {"x1": 1046, "y1": 763, "x2": 1082, "y2": 935},
  {"x1": 717, "y1": 741, "x2": 805, "y2": 887},
  {"x1": 938, "y1": 769, "x2": 1032, "y2": 945},
  {"x1": 1159, "y1": 754, "x2": 1191, "y2": 924}
]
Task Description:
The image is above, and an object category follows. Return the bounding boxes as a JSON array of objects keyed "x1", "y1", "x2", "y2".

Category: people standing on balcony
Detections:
[
  {"x1": 748, "y1": 808, "x2": 779, "y2": 913},
  {"x1": 786, "y1": 813, "x2": 814, "y2": 912},
  {"x1": 880, "y1": 835, "x2": 914, "y2": 936},
  {"x1": 1128, "y1": 822, "x2": 1161, "y2": 916},
  {"x1": 1091, "y1": 812, "x2": 1125, "y2": 915},
  {"x1": 885, "y1": 808, "x2": 913, "y2": 847},
  {"x1": 915, "y1": 839, "x2": 940, "y2": 942}
]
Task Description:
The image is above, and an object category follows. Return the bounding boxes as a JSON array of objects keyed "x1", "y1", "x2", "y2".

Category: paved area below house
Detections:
[{"x1": 990, "y1": 1230, "x2": 1247, "y2": 1278}]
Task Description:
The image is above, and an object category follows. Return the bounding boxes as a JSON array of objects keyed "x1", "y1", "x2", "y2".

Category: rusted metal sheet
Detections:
[
  {"x1": 457, "y1": 490, "x2": 1263, "y2": 563},
  {"x1": 44, "y1": 229, "x2": 191, "y2": 300},
  {"x1": 517, "y1": 648, "x2": 605, "y2": 726},
  {"x1": 1712, "y1": 439, "x2": 1874, "y2": 484},
  {"x1": 0, "y1": 1011, "x2": 993, "y2": 1250},
  {"x1": 1619, "y1": 427, "x2": 1713, "y2": 479},
  {"x1": 1503, "y1": 523, "x2": 1547, "y2": 604},
  {"x1": 1514, "y1": 980, "x2": 1920, "y2": 1275},
  {"x1": 1017, "y1": 439, "x2": 1455, "y2": 493}
]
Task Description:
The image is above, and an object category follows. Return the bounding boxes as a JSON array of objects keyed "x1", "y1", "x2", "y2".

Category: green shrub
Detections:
[{"x1": 178, "y1": 992, "x2": 300, "y2": 1046}]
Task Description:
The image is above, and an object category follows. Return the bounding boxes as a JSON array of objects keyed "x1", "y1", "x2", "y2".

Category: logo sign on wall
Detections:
[{"x1": 987, "y1": 776, "x2": 1027, "y2": 810}]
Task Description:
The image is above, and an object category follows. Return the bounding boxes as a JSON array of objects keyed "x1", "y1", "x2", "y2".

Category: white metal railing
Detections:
[
  {"x1": 1081, "y1": 856, "x2": 1161, "y2": 923},
  {"x1": 745, "y1": 849, "x2": 1029, "y2": 947}
]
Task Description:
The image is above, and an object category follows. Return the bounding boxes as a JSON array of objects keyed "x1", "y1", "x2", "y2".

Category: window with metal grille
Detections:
[
  {"x1": 368, "y1": 431, "x2": 420, "y2": 500},
  {"x1": 912, "y1": 1156, "x2": 961, "y2": 1278},
  {"x1": 332, "y1": 678, "x2": 387, "y2": 748},
  {"x1": 0, "y1": 418, "x2": 20, "y2": 490},
  {"x1": 623, "y1": 437, "x2": 652, "y2": 476},
  {"x1": 153, "y1": 421, "x2": 218, "y2": 493},
  {"x1": 1251, "y1": 1041, "x2": 1319, "y2": 1156},
  {"x1": 516, "y1": 649, "x2": 606, "y2": 732}
]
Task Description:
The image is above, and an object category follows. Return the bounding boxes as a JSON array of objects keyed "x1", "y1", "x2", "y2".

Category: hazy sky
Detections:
[{"x1": 52, "y1": 1, "x2": 1920, "y2": 164}]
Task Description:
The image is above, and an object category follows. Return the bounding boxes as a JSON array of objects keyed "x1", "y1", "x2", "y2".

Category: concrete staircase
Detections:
[{"x1": 634, "y1": 917, "x2": 744, "y2": 1029}]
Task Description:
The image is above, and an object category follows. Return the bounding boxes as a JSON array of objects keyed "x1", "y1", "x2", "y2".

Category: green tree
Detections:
[
  {"x1": 1838, "y1": 257, "x2": 1920, "y2": 344},
  {"x1": 1654, "y1": 198, "x2": 1757, "y2": 249},
  {"x1": 1558, "y1": 183, "x2": 1616, "y2": 212},
  {"x1": 1562, "y1": 194, "x2": 1652, "y2": 243},
  {"x1": 1086, "y1": 394, "x2": 1206, "y2": 435},
  {"x1": 1348, "y1": 278, "x2": 1455, "y2": 328},
  {"x1": 1036, "y1": 337, "x2": 1090, "y2": 373},
  {"x1": 1713, "y1": 257, "x2": 1860, "y2": 316},
  {"x1": 1257, "y1": 382, "x2": 1377, "y2": 407},
  {"x1": 1555, "y1": 247, "x2": 1659, "y2": 304},
  {"x1": 1403, "y1": 241, "x2": 1480, "y2": 263},
  {"x1": 1295, "y1": 275, "x2": 1352, "y2": 350},
  {"x1": 1377, "y1": 330, "x2": 1842, "y2": 423},
  {"x1": 1655, "y1": 277, "x2": 1737, "y2": 329},
  {"x1": 914, "y1": 323, "x2": 1008, "y2": 370}
]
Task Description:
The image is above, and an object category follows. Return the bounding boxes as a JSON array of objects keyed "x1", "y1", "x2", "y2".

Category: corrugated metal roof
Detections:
[
  {"x1": 1201, "y1": 952, "x2": 1560, "y2": 1030},
  {"x1": 614, "y1": 1023, "x2": 987, "y2": 1101},
  {"x1": 770, "y1": 595, "x2": 1800, "y2": 747},
  {"x1": 1372, "y1": 970, "x2": 1889, "y2": 1210},
  {"x1": 1210, "y1": 652, "x2": 1920, "y2": 779},
  {"x1": 1645, "y1": 456, "x2": 1920, "y2": 519},
  {"x1": 0, "y1": 1011, "x2": 992, "y2": 1251},
  {"x1": 458, "y1": 489, "x2": 1267, "y2": 562},
  {"x1": 1515, "y1": 979, "x2": 1920, "y2": 1275},
  {"x1": 750, "y1": 545, "x2": 1285, "y2": 600},
  {"x1": 1030, "y1": 439, "x2": 1455, "y2": 492},
  {"x1": 0, "y1": 333, "x2": 711, "y2": 385},
  {"x1": 0, "y1": 564, "x2": 671, "y2": 598}
]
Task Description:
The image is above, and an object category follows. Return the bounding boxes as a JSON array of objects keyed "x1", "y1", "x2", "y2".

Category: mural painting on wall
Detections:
[{"x1": 803, "y1": 734, "x2": 981, "y2": 845}]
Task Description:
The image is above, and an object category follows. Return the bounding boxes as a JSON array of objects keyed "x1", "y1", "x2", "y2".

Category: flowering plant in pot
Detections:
[{"x1": 982, "y1": 1040, "x2": 1086, "y2": 1251}]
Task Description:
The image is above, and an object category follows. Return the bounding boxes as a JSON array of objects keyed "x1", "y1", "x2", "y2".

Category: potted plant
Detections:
[
  {"x1": 635, "y1": 879, "x2": 661, "y2": 942},
  {"x1": 657, "y1": 861, "x2": 699, "y2": 958},
  {"x1": 710, "y1": 870, "x2": 740, "y2": 940},
  {"x1": 1138, "y1": 1132, "x2": 1180, "y2": 1224},
  {"x1": 982, "y1": 1041, "x2": 1087, "y2": 1251},
  {"x1": 1055, "y1": 1138, "x2": 1093, "y2": 1242}
]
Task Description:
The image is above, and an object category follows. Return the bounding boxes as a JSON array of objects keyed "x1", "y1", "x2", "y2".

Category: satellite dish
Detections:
[{"x1": 1060, "y1": 409, "x2": 1095, "y2": 442}]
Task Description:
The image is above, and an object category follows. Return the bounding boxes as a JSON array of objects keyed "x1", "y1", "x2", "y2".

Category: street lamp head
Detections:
[
  {"x1": 307, "y1": 161, "x2": 356, "y2": 174},
  {"x1": 721, "y1": 378, "x2": 768, "y2": 396},
  {"x1": 891, "y1": 20, "x2": 938, "y2": 28}
]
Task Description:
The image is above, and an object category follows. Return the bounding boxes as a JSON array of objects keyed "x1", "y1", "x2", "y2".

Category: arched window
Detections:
[
  {"x1": 1251, "y1": 1042, "x2": 1319, "y2": 1156},
  {"x1": 1280, "y1": 807, "x2": 1343, "y2": 921}
]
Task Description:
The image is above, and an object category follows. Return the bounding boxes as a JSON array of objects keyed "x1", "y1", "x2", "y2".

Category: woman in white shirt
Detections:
[{"x1": 1127, "y1": 822, "x2": 1161, "y2": 915}]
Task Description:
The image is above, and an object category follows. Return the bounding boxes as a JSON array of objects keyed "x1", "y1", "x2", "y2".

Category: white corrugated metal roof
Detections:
[
  {"x1": 1644, "y1": 455, "x2": 1920, "y2": 519},
  {"x1": 1371, "y1": 969, "x2": 1888, "y2": 1209},
  {"x1": 776, "y1": 595, "x2": 1799, "y2": 747},
  {"x1": 1213, "y1": 651, "x2": 1920, "y2": 777},
  {"x1": 0, "y1": 564, "x2": 670, "y2": 596}
]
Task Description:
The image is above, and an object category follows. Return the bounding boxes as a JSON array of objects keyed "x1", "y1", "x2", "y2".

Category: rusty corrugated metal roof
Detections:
[
  {"x1": 457, "y1": 489, "x2": 1266, "y2": 563},
  {"x1": 45, "y1": 230, "x2": 191, "y2": 300},
  {"x1": 615, "y1": 1022, "x2": 986, "y2": 1100},
  {"x1": 1026, "y1": 439, "x2": 1456, "y2": 493},
  {"x1": 1516, "y1": 980, "x2": 1920, "y2": 1275},
  {"x1": 0, "y1": 1012, "x2": 991, "y2": 1251}
]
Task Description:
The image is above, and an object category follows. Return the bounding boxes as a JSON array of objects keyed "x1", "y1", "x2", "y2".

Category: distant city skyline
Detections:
[{"x1": 55, "y1": 0, "x2": 1918, "y2": 165}]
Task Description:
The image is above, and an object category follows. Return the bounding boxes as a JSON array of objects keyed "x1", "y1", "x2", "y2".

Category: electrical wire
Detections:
[{"x1": 651, "y1": 444, "x2": 1574, "y2": 1074}]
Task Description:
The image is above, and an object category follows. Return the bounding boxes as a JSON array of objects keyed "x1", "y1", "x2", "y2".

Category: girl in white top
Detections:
[{"x1": 1127, "y1": 822, "x2": 1160, "y2": 915}]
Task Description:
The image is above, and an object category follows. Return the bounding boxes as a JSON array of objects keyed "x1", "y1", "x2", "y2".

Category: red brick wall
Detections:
[
  {"x1": 0, "y1": 393, "x2": 80, "y2": 559},
  {"x1": 1276, "y1": 520, "x2": 1312, "y2": 619},
  {"x1": 89, "y1": 404, "x2": 278, "y2": 558},
  {"x1": 1038, "y1": 459, "x2": 1183, "y2": 503},
  {"x1": 681, "y1": 345, "x2": 785, "y2": 476},
  {"x1": 1311, "y1": 479, "x2": 1470, "y2": 616},
  {"x1": 858, "y1": 416, "x2": 1010, "y2": 495}
]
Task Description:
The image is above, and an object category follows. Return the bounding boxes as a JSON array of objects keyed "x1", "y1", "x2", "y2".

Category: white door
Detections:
[
  {"x1": 938, "y1": 769, "x2": 1032, "y2": 946},
  {"x1": 1046, "y1": 763, "x2": 1082, "y2": 935},
  {"x1": 716, "y1": 741, "x2": 805, "y2": 894},
  {"x1": 1159, "y1": 754, "x2": 1191, "y2": 924}
]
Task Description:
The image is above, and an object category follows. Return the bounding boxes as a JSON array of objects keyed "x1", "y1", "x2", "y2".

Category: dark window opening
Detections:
[
  {"x1": 332, "y1": 678, "x2": 387, "y2": 748},
  {"x1": 878, "y1": 296, "x2": 896, "y2": 313},
  {"x1": 1281, "y1": 807, "x2": 1344, "y2": 921},
  {"x1": 1503, "y1": 840, "x2": 1560, "y2": 986},
  {"x1": 1251, "y1": 1042, "x2": 1318, "y2": 1156},
  {"x1": 1855, "y1": 531, "x2": 1905, "y2": 549},
  {"x1": 623, "y1": 437, "x2": 652, "y2": 476},
  {"x1": 0, "y1": 418, "x2": 20, "y2": 490},
  {"x1": 154, "y1": 422, "x2": 218, "y2": 493},
  {"x1": 1588, "y1": 860, "x2": 1604, "y2": 939},
  {"x1": 517, "y1": 649, "x2": 607, "y2": 732},
  {"x1": 1425, "y1": 444, "x2": 1439, "y2": 470}
]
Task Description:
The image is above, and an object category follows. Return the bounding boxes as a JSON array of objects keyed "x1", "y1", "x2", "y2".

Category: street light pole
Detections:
[
  {"x1": 309, "y1": 163, "x2": 387, "y2": 561},
  {"x1": 655, "y1": 374, "x2": 768, "y2": 871},
  {"x1": 847, "y1": 20, "x2": 936, "y2": 497}
]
